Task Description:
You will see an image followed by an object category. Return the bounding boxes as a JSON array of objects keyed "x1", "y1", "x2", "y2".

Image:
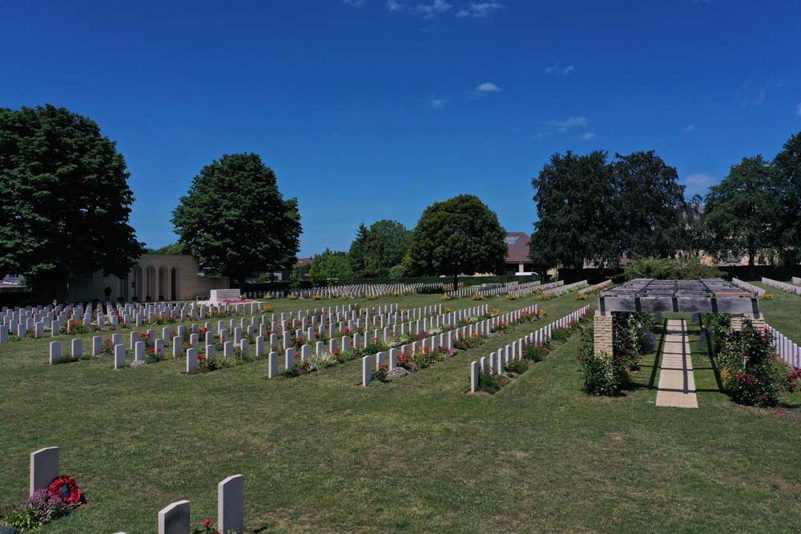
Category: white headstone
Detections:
[
  {"x1": 268, "y1": 351, "x2": 279, "y2": 378},
  {"x1": 218, "y1": 474, "x2": 244, "y2": 534},
  {"x1": 184, "y1": 348, "x2": 197, "y2": 372},
  {"x1": 49, "y1": 341, "x2": 61, "y2": 365},
  {"x1": 158, "y1": 499, "x2": 191, "y2": 534},
  {"x1": 30, "y1": 446, "x2": 59, "y2": 496},
  {"x1": 114, "y1": 344, "x2": 126, "y2": 369},
  {"x1": 362, "y1": 355, "x2": 371, "y2": 387}
]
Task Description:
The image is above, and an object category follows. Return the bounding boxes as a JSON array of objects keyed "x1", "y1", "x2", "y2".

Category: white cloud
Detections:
[
  {"x1": 431, "y1": 98, "x2": 447, "y2": 109},
  {"x1": 386, "y1": 0, "x2": 404, "y2": 11},
  {"x1": 739, "y1": 79, "x2": 782, "y2": 108},
  {"x1": 684, "y1": 124, "x2": 695, "y2": 132},
  {"x1": 475, "y1": 82, "x2": 501, "y2": 93},
  {"x1": 547, "y1": 116, "x2": 588, "y2": 132},
  {"x1": 544, "y1": 62, "x2": 575, "y2": 76},
  {"x1": 580, "y1": 132, "x2": 597, "y2": 140},
  {"x1": 416, "y1": 0, "x2": 452, "y2": 18},
  {"x1": 343, "y1": 0, "x2": 365, "y2": 6},
  {"x1": 456, "y1": 2, "x2": 503, "y2": 18},
  {"x1": 797, "y1": 103, "x2": 801, "y2": 117},
  {"x1": 683, "y1": 173, "x2": 717, "y2": 195}
]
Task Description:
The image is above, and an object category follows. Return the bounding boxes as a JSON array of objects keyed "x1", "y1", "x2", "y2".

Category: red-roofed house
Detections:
[{"x1": 505, "y1": 232, "x2": 535, "y2": 275}]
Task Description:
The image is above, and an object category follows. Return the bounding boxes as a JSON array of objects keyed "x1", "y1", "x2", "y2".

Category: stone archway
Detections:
[
  {"x1": 158, "y1": 266, "x2": 169, "y2": 301},
  {"x1": 170, "y1": 268, "x2": 178, "y2": 301}
]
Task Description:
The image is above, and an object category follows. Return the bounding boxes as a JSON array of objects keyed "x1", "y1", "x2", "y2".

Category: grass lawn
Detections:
[
  {"x1": 1, "y1": 291, "x2": 800, "y2": 533},
  {"x1": 753, "y1": 281, "x2": 801, "y2": 344}
]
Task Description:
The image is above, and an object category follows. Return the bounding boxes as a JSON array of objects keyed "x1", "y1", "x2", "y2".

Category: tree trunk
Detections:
[{"x1": 453, "y1": 273, "x2": 459, "y2": 291}]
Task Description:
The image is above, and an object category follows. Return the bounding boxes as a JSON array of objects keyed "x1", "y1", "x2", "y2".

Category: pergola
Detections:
[{"x1": 593, "y1": 278, "x2": 763, "y2": 356}]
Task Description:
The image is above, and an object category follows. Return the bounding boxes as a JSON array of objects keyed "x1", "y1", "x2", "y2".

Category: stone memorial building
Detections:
[{"x1": 68, "y1": 254, "x2": 229, "y2": 302}]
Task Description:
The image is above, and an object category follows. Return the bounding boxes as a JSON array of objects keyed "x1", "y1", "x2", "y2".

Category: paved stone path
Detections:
[{"x1": 655, "y1": 319, "x2": 698, "y2": 408}]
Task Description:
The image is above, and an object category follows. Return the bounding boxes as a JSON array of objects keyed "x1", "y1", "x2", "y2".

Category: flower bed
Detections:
[
  {"x1": 702, "y1": 314, "x2": 797, "y2": 407},
  {"x1": 470, "y1": 306, "x2": 591, "y2": 394},
  {"x1": 577, "y1": 312, "x2": 658, "y2": 396},
  {"x1": 2, "y1": 476, "x2": 86, "y2": 530}
]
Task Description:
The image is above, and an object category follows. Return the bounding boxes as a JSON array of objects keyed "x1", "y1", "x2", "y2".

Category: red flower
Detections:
[
  {"x1": 48, "y1": 475, "x2": 82, "y2": 505},
  {"x1": 203, "y1": 518, "x2": 212, "y2": 527}
]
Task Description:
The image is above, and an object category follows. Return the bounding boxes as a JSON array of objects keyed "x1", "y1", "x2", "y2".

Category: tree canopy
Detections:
[
  {"x1": 407, "y1": 194, "x2": 506, "y2": 288},
  {"x1": 702, "y1": 155, "x2": 779, "y2": 267},
  {"x1": 613, "y1": 151, "x2": 687, "y2": 259},
  {"x1": 773, "y1": 131, "x2": 801, "y2": 264},
  {"x1": 531, "y1": 150, "x2": 688, "y2": 269},
  {"x1": 348, "y1": 219, "x2": 411, "y2": 277},
  {"x1": 530, "y1": 151, "x2": 617, "y2": 269},
  {"x1": 309, "y1": 249, "x2": 352, "y2": 285},
  {"x1": 0, "y1": 105, "x2": 143, "y2": 299},
  {"x1": 171, "y1": 153, "x2": 301, "y2": 285}
]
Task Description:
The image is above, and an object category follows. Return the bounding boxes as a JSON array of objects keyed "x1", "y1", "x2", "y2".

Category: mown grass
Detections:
[
  {"x1": 1, "y1": 291, "x2": 800, "y2": 533},
  {"x1": 753, "y1": 281, "x2": 801, "y2": 343}
]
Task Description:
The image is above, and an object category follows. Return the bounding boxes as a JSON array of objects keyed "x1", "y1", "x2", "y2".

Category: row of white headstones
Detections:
[
  {"x1": 762, "y1": 276, "x2": 801, "y2": 296},
  {"x1": 286, "y1": 281, "x2": 455, "y2": 299},
  {"x1": 27, "y1": 446, "x2": 244, "y2": 534},
  {"x1": 358, "y1": 304, "x2": 543, "y2": 387},
  {"x1": 0, "y1": 300, "x2": 269, "y2": 343},
  {"x1": 3, "y1": 297, "x2": 453, "y2": 345},
  {"x1": 469, "y1": 305, "x2": 592, "y2": 392},
  {"x1": 46, "y1": 302, "x2": 492, "y2": 370}
]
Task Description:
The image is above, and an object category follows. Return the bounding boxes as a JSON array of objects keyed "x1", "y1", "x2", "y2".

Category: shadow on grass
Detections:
[
  {"x1": 696, "y1": 315, "x2": 724, "y2": 392},
  {"x1": 627, "y1": 318, "x2": 666, "y2": 392}
]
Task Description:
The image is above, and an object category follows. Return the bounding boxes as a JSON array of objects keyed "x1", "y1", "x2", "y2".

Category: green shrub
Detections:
[
  {"x1": 477, "y1": 371, "x2": 500, "y2": 394},
  {"x1": 551, "y1": 327, "x2": 569, "y2": 342},
  {"x1": 454, "y1": 333, "x2": 483, "y2": 350},
  {"x1": 714, "y1": 321, "x2": 781, "y2": 407},
  {"x1": 577, "y1": 331, "x2": 628, "y2": 396},
  {"x1": 504, "y1": 359, "x2": 528, "y2": 375},
  {"x1": 624, "y1": 257, "x2": 724, "y2": 280},
  {"x1": 524, "y1": 344, "x2": 549, "y2": 362},
  {"x1": 371, "y1": 363, "x2": 389, "y2": 382}
]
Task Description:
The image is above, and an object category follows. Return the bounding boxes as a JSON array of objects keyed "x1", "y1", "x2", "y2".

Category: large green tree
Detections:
[
  {"x1": 773, "y1": 131, "x2": 801, "y2": 264},
  {"x1": 0, "y1": 105, "x2": 143, "y2": 300},
  {"x1": 702, "y1": 155, "x2": 779, "y2": 267},
  {"x1": 407, "y1": 194, "x2": 506, "y2": 289},
  {"x1": 172, "y1": 153, "x2": 301, "y2": 285},
  {"x1": 530, "y1": 151, "x2": 618, "y2": 269},
  {"x1": 348, "y1": 219, "x2": 411, "y2": 277},
  {"x1": 613, "y1": 151, "x2": 687, "y2": 258},
  {"x1": 309, "y1": 249, "x2": 353, "y2": 285}
]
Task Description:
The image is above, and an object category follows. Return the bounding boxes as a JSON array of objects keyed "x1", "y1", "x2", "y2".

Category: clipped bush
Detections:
[
  {"x1": 524, "y1": 344, "x2": 549, "y2": 362},
  {"x1": 624, "y1": 257, "x2": 724, "y2": 280},
  {"x1": 504, "y1": 359, "x2": 528, "y2": 375},
  {"x1": 477, "y1": 371, "x2": 500, "y2": 393},
  {"x1": 714, "y1": 321, "x2": 781, "y2": 407},
  {"x1": 577, "y1": 331, "x2": 628, "y2": 396}
]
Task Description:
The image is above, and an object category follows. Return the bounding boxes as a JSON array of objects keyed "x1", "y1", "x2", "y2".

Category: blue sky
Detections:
[{"x1": 2, "y1": 0, "x2": 800, "y2": 257}]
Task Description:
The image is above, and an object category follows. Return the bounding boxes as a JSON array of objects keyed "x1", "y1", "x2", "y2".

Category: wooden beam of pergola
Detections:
[{"x1": 598, "y1": 278, "x2": 761, "y2": 315}]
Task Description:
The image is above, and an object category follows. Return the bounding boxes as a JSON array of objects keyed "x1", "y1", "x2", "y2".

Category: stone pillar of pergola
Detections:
[{"x1": 593, "y1": 279, "x2": 763, "y2": 357}]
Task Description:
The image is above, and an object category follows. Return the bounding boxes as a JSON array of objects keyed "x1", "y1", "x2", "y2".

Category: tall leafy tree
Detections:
[
  {"x1": 530, "y1": 151, "x2": 618, "y2": 269},
  {"x1": 0, "y1": 105, "x2": 143, "y2": 300},
  {"x1": 408, "y1": 194, "x2": 506, "y2": 289},
  {"x1": 348, "y1": 223, "x2": 370, "y2": 276},
  {"x1": 309, "y1": 249, "x2": 353, "y2": 285},
  {"x1": 773, "y1": 131, "x2": 801, "y2": 264},
  {"x1": 349, "y1": 219, "x2": 411, "y2": 277},
  {"x1": 172, "y1": 153, "x2": 301, "y2": 285},
  {"x1": 613, "y1": 151, "x2": 687, "y2": 258},
  {"x1": 703, "y1": 155, "x2": 779, "y2": 267}
]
